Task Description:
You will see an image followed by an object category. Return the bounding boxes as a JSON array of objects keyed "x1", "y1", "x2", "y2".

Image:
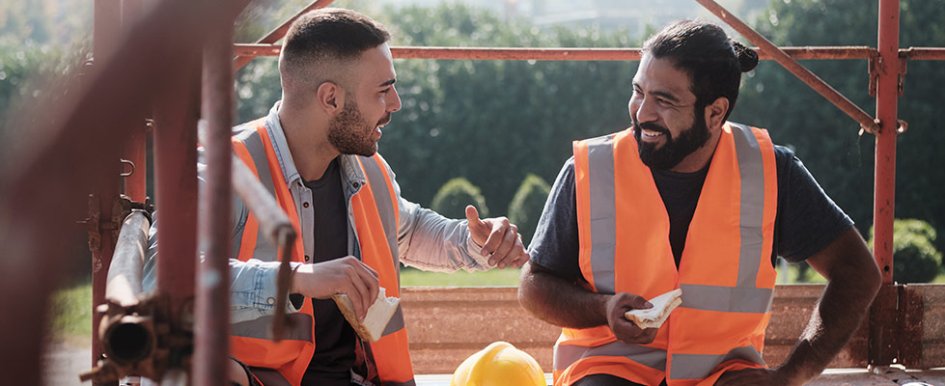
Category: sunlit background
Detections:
[{"x1": 3, "y1": 1, "x2": 943, "y2": 383}]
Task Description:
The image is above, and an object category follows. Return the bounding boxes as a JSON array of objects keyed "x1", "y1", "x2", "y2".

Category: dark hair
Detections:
[
  {"x1": 281, "y1": 8, "x2": 390, "y2": 85},
  {"x1": 642, "y1": 20, "x2": 758, "y2": 120}
]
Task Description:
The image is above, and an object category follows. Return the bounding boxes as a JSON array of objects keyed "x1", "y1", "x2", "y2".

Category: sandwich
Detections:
[
  {"x1": 624, "y1": 288, "x2": 683, "y2": 329},
  {"x1": 333, "y1": 287, "x2": 400, "y2": 342}
]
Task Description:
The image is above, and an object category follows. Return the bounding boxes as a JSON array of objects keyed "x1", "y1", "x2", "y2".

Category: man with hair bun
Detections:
[{"x1": 519, "y1": 20, "x2": 880, "y2": 386}]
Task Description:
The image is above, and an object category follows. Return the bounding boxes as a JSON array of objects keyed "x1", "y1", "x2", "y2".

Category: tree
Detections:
[
  {"x1": 236, "y1": 3, "x2": 640, "y2": 217},
  {"x1": 736, "y1": 0, "x2": 945, "y2": 252},
  {"x1": 869, "y1": 219, "x2": 943, "y2": 283},
  {"x1": 508, "y1": 174, "x2": 551, "y2": 245},
  {"x1": 431, "y1": 177, "x2": 489, "y2": 220}
]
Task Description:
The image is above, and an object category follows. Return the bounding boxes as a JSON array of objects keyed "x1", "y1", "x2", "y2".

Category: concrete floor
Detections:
[{"x1": 44, "y1": 340, "x2": 945, "y2": 386}]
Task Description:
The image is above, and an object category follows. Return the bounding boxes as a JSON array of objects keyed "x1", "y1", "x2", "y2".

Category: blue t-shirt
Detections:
[{"x1": 529, "y1": 145, "x2": 853, "y2": 280}]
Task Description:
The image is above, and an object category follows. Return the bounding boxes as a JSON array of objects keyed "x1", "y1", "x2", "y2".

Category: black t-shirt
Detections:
[
  {"x1": 301, "y1": 158, "x2": 356, "y2": 386},
  {"x1": 529, "y1": 145, "x2": 854, "y2": 280}
]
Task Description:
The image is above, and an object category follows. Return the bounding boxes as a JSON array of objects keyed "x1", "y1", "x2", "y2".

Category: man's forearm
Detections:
[
  {"x1": 778, "y1": 267, "x2": 880, "y2": 383},
  {"x1": 518, "y1": 262, "x2": 609, "y2": 328}
]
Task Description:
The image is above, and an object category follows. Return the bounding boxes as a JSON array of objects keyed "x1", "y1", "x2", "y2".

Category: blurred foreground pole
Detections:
[{"x1": 195, "y1": 3, "x2": 238, "y2": 385}]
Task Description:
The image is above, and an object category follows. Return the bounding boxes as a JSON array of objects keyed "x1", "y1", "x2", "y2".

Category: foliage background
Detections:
[{"x1": 1, "y1": 0, "x2": 943, "y2": 284}]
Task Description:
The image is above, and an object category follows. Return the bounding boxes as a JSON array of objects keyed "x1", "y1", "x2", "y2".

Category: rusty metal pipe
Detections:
[
  {"x1": 91, "y1": 1, "x2": 123, "y2": 379},
  {"x1": 105, "y1": 210, "x2": 151, "y2": 307},
  {"x1": 194, "y1": 1, "x2": 240, "y2": 382},
  {"x1": 0, "y1": 0, "x2": 236, "y2": 383},
  {"x1": 233, "y1": 0, "x2": 334, "y2": 71},
  {"x1": 695, "y1": 0, "x2": 881, "y2": 134},
  {"x1": 99, "y1": 314, "x2": 155, "y2": 365},
  {"x1": 900, "y1": 47, "x2": 945, "y2": 60},
  {"x1": 873, "y1": 0, "x2": 901, "y2": 285},
  {"x1": 233, "y1": 44, "x2": 877, "y2": 61}
]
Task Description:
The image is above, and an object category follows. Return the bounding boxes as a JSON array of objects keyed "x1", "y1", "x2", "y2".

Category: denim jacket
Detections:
[{"x1": 143, "y1": 102, "x2": 491, "y2": 323}]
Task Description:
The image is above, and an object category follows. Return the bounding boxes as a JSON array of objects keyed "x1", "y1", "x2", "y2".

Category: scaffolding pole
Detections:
[{"x1": 195, "y1": 9, "x2": 236, "y2": 385}]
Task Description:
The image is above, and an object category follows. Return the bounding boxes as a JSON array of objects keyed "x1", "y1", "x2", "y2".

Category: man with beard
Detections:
[
  {"x1": 143, "y1": 8, "x2": 528, "y2": 386},
  {"x1": 518, "y1": 20, "x2": 880, "y2": 386}
]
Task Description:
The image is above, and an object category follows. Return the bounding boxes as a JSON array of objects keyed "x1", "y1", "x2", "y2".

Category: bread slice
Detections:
[
  {"x1": 624, "y1": 288, "x2": 683, "y2": 329},
  {"x1": 332, "y1": 287, "x2": 400, "y2": 342}
]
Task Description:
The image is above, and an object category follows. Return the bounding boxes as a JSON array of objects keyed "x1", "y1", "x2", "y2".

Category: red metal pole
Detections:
[
  {"x1": 0, "y1": 0, "x2": 235, "y2": 383},
  {"x1": 153, "y1": 34, "x2": 201, "y2": 355},
  {"x1": 695, "y1": 0, "x2": 880, "y2": 134},
  {"x1": 874, "y1": 0, "x2": 900, "y2": 284},
  {"x1": 233, "y1": 44, "x2": 877, "y2": 61},
  {"x1": 233, "y1": 0, "x2": 334, "y2": 71},
  {"x1": 901, "y1": 47, "x2": 945, "y2": 60},
  {"x1": 195, "y1": 11, "x2": 235, "y2": 386},
  {"x1": 91, "y1": 1, "x2": 122, "y2": 382},
  {"x1": 121, "y1": 0, "x2": 148, "y2": 203}
]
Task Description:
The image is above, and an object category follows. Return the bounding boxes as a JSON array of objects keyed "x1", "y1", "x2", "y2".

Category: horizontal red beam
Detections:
[
  {"x1": 233, "y1": 44, "x2": 879, "y2": 61},
  {"x1": 901, "y1": 47, "x2": 945, "y2": 60}
]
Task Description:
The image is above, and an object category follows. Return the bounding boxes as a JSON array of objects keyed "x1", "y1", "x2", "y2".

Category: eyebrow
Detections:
[
  {"x1": 633, "y1": 82, "x2": 683, "y2": 104},
  {"x1": 651, "y1": 90, "x2": 682, "y2": 104},
  {"x1": 378, "y1": 78, "x2": 396, "y2": 87}
]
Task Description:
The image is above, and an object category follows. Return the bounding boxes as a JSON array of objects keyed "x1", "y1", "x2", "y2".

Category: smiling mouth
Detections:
[{"x1": 641, "y1": 129, "x2": 664, "y2": 138}]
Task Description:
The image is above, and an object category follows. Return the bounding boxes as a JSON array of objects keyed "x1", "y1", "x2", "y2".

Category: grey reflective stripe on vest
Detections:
[
  {"x1": 358, "y1": 156, "x2": 400, "y2": 269},
  {"x1": 231, "y1": 312, "x2": 314, "y2": 341},
  {"x1": 585, "y1": 136, "x2": 617, "y2": 294},
  {"x1": 236, "y1": 130, "x2": 280, "y2": 261},
  {"x1": 678, "y1": 124, "x2": 772, "y2": 314},
  {"x1": 677, "y1": 284, "x2": 773, "y2": 313},
  {"x1": 730, "y1": 123, "x2": 766, "y2": 289},
  {"x1": 232, "y1": 129, "x2": 315, "y2": 344},
  {"x1": 358, "y1": 155, "x2": 406, "y2": 338},
  {"x1": 669, "y1": 345, "x2": 765, "y2": 380},
  {"x1": 555, "y1": 341, "x2": 667, "y2": 371},
  {"x1": 668, "y1": 125, "x2": 770, "y2": 380}
]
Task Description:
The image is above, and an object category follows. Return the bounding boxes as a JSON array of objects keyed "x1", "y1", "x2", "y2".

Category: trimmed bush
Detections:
[
  {"x1": 431, "y1": 177, "x2": 489, "y2": 220},
  {"x1": 508, "y1": 174, "x2": 551, "y2": 245},
  {"x1": 869, "y1": 219, "x2": 943, "y2": 283}
]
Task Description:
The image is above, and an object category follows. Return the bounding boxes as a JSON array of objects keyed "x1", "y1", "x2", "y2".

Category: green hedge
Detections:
[
  {"x1": 870, "y1": 219, "x2": 943, "y2": 283},
  {"x1": 508, "y1": 174, "x2": 551, "y2": 245},
  {"x1": 431, "y1": 177, "x2": 489, "y2": 220}
]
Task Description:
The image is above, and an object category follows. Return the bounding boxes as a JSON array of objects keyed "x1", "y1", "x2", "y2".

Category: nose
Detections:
[
  {"x1": 387, "y1": 85, "x2": 402, "y2": 113},
  {"x1": 630, "y1": 94, "x2": 658, "y2": 124}
]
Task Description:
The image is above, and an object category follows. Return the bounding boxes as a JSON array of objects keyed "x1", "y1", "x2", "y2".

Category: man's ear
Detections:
[
  {"x1": 315, "y1": 81, "x2": 345, "y2": 115},
  {"x1": 704, "y1": 96, "x2": 730, "y2": 130}
]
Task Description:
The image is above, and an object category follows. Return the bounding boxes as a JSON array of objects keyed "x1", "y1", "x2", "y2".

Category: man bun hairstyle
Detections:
[
  {"x1": 643, "y1": 20, "x2": 756, "y2": 121},
  {"x1": 732, "y1": 41, "x2": 759, "y2": 72}
]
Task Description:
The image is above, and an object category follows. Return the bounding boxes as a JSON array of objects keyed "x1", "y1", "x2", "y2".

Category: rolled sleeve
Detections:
[
  {"x1": 229, "y1": 259, "x2": 303, "y2": 323},
  {"x1": 397, "y1": 200, "x2": 493, "y2": 272}
]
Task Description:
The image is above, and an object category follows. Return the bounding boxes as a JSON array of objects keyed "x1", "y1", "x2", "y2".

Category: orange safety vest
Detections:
[
  {"x1": 227, "y1": 119, "x2": 415, "y2": 386},
  {"x1": 557, "y1": 122, "x2": 778, "y2": 386}
]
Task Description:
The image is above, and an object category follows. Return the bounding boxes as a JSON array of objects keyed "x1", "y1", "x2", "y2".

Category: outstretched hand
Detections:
[{"x1": 465, "y1": 205, "x2": 529, "y2": 268}]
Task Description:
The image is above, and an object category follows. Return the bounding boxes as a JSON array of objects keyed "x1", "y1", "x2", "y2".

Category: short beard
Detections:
[
  {"x1": 327, "y1": 98, "x2": 377, "y2": 157},
  {"x1": 633, "y1": 112, "x2": 711, "y2": 171}
]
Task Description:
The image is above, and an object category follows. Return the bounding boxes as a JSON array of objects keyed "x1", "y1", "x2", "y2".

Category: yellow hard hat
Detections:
[{"x1": 450, "y1": 341, "x2": 545, "y2": 386}]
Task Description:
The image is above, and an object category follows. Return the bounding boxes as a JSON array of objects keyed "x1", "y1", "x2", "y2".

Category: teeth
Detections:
[{"x1": 642, "y1": 130, "x2": 662, "y2": 138}]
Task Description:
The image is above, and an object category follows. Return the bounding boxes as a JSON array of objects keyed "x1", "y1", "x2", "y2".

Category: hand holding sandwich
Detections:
[
  {"x1": 606, "y1": 289, "x2": 683, "y2": 344},
  {"x1": 605, "y1": 293, "x2": 659, "y2": 344},
  {"x1": 292, "y1": 256, "x2": 380, "y2": 321}
]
